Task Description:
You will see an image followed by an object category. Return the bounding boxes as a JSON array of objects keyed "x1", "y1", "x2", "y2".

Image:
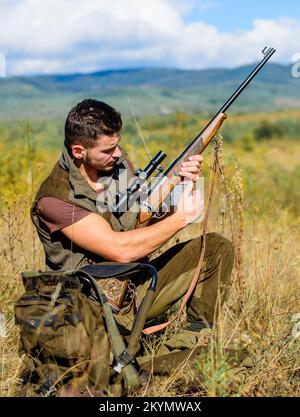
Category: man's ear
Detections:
[{"x1": 71, "y1": 144, "x2": 86, "y2": 160}]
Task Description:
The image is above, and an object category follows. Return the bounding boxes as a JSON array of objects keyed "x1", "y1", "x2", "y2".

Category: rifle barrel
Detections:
[
  {"x1": 167, "y1": 47, "x2": 276, "y2": 168},
  {"x1": 220, "y1": 47, "x2": 276, "y2": 114},
  {"x1": 141, "y1": 48, "x2": 276, "y2": 212}
]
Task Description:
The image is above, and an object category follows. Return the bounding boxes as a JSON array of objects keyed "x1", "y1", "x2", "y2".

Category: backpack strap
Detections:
[{"x1": 73, "y1": 263, "x2": 158, "y2": 396}]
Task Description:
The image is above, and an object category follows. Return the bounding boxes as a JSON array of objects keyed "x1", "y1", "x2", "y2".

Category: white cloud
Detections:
[
  {"x1": 0, "y1": 0, "x2": 299, "y2": 75},
  {"x1": 0, "y1": 52, "x2": 6, "y2": 77}
]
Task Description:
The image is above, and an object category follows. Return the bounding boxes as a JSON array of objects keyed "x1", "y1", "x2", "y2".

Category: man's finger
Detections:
[
  {"x1": 188, "y1": 155, "x2": 203, "y2": 162},
  {"x1": 179, "y1": 171, "x2": 200, "y2": 181},
  {"x1": 180, "y1": 165, "x2": 200, "y2": 173},
  {"x1": 182, "y1": 161, "x2": 201, "y2": 168}
]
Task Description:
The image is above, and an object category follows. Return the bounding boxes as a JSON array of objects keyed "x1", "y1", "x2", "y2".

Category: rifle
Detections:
[{"x1": 113, "y1": 47, "x2": 276, "y2": 225}]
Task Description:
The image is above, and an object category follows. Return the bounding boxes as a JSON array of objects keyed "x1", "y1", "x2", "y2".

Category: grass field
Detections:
[{"x1": 0, "y1": 109, "x2": 299, "y2": 396}]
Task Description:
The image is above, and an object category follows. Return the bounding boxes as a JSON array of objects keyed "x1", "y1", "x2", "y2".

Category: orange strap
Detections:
[{"x1": 143, "y1": 138, "x2": 221, "y2": 335}]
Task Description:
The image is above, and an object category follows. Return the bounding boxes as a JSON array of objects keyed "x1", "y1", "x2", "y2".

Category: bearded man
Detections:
[{"x1": 31, "y1": 98, "x2": 234, "y2": 348}]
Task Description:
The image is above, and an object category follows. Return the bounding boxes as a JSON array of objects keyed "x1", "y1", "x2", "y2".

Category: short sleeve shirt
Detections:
[{"x1": 37, "y1": 197, "x2": 91, "y2": 233}]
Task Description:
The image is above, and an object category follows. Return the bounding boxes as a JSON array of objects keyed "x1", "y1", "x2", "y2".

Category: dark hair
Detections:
[{"x1": 64, "y1": 99, "x2": 122, "y2": 149}]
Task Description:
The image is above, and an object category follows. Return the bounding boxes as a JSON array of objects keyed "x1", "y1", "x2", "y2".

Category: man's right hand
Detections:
[{"x1": 173, "y1": 180, "x2": 204, "y2": 226}]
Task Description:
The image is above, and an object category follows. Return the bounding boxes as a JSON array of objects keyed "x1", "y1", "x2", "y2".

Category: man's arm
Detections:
[{"x1": 62, "y1": 181, "x2": 203, "y2": 263}]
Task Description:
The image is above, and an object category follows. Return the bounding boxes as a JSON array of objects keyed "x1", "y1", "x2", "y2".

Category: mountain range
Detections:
[{"x1": 0, "y1": 63, "x2": 299, "y2": 120}]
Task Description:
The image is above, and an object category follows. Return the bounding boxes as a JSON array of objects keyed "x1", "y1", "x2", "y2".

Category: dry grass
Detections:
[
  {"x1": 0, "y1": 131, "x2": 299, "y2": 397},
  {"x1": 0, "y1": 197, "x2": 45, "y2": 396},
  {"x1": 132, "y1": 138, "x2": 300, "y2": 397}
]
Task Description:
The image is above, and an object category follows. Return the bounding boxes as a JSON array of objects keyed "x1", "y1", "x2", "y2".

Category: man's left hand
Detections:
[{"x1": 178, "y1": 155, "x2": 203, "y2": 182}]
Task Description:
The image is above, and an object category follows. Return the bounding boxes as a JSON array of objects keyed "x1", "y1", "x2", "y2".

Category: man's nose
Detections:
[{"x1": 112, "y1": 146, "x2": 122, "y2": 159}]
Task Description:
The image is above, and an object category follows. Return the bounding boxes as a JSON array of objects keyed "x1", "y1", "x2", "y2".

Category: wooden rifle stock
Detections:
[{"x1": 137, "y1": 112, "x2": 227, "y2": 226}]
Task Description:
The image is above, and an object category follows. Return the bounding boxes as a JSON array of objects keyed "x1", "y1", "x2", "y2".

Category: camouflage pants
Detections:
[{"x1": 116, "y1": 232, "x2": 234, "y2": 332}]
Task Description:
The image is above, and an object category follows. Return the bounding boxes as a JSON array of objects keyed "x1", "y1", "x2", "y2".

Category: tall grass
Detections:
[
  {"x1": 0, "y1": 111, "x2": 299, "y2": 396},
  {"x1": 135, "y1": 135, "x2": 300, "y2": 397}
]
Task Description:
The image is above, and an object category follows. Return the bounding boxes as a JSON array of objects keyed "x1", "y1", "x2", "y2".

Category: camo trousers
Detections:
[{"x1": 116, "y1": 232, "x2": 234, "y2": 331}]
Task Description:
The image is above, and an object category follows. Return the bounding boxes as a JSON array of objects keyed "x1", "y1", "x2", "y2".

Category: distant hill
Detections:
[{"x1": 0, "y1": 63, "x2": 299, "y2": 120}]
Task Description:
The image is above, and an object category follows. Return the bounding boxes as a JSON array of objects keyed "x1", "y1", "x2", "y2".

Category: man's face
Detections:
[{"x1": 73, "y1": 133, "x2": 122, "y2": 172}]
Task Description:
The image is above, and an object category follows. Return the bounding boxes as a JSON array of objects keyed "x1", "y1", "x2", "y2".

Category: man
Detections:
[{"x1": 31, "y1": 98, "x2": 234, "y2": 349}]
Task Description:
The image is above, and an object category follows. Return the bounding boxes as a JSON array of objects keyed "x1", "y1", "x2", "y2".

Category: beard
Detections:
[{"x1": 85, "y1": 153, "x2": 117, "y2": 173}]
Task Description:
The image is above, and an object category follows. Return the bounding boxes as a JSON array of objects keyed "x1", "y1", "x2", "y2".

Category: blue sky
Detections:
[
  {"x1": 185, "y1": 1, "x2": 299, "y2": 31},
  {"x1": 0, "y1": 0, "x2": 299, "y2": 76}
]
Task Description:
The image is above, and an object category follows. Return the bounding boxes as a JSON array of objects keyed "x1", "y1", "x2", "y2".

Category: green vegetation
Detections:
[
  {"x1": 0, "y1": 108, "x2": 299, "y2": 397},
  {"x1": 1, "y1": 63, "x2": 299, "y2": 121}
]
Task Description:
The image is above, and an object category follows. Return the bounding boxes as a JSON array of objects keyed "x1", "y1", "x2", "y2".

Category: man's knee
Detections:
[{"x1": 206, "y1": 232, "x2": 234, "y2": 262}]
